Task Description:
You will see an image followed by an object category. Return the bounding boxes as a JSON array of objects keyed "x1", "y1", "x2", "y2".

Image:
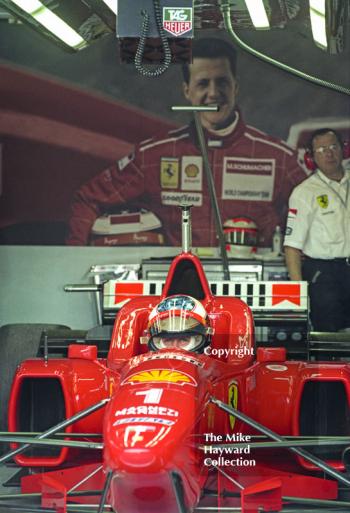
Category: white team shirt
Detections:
[{"x1": 284, "y1": 169, "x2": 350, "y2": 259}]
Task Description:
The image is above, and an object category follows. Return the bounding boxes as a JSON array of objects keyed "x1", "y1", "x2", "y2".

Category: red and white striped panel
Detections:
[{"x1": 103, "y1": 280, "x2": 308, "y2": 312}]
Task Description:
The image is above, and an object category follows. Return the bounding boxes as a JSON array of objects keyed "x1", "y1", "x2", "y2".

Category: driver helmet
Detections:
[
  {"x1": 148, "y1": 295, "x2": 211, "y2": 353},
  {"x1": 223, "y1": 217, "x2": 258, "y2": 259}
]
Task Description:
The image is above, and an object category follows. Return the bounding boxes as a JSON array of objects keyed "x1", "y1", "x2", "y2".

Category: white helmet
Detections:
[
  {"x1": 148, "y1": 295, "x2": 211, "y2": 353},
  {"x1": 223, "y1": 217, "x2": 258, "y2": 259}
]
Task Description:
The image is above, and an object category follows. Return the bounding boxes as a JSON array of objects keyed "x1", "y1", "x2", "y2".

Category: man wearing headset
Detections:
[
  {"x1": 66, "y1": 37, "x2": 306, "y2": 248},
  {"x1": 284, "y1": 128, "x2": 350, "y2": 332}
]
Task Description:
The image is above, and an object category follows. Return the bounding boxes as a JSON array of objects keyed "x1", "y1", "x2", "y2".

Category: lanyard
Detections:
[{"x1": 316, "y1": 172, "x2": 349, "y2": 209}]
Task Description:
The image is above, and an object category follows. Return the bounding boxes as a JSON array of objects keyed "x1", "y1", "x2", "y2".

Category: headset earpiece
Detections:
[
  {"x1": 303, "y1": 149, "x2": 316, "y2": 171},
  {"x1": 304, "y1": 140, "x2": 350, "y2": 172}
]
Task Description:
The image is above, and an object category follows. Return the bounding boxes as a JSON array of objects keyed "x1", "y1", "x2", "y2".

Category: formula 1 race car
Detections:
[{"x1": 1, "y1": 219, "x2": 350, "y2": 513}]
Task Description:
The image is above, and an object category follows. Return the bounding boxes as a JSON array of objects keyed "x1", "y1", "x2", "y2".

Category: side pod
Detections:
[{"x1": 8, "y1": 346, "x2": 111, "y2": 466}]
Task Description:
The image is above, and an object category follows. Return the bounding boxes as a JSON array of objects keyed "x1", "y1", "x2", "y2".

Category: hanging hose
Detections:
[
  {"x1": 218, "y1": 0, "x2": 350, "y2": 96},
  {"x1": 135, "y1": 0, "x2": 172, "y2": 77}
]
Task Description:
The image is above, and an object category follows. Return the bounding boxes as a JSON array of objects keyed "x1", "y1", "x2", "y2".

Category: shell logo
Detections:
[
  {"x1": 185, "y1": 164, "x2": 199, "y2": 178},
  {"x1": 123, "y1": 369, "x2": 197, "y2": 386}
]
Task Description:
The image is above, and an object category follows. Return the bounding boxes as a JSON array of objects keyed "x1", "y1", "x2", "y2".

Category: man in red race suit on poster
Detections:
[{"x1": 66, "y1": 37, "x2": 307, "y2": 247}]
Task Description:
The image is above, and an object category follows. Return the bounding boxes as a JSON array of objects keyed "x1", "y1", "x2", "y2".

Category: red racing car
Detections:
[{"x1": 1, "y1": 246, "x2": 350, "y2": 513}]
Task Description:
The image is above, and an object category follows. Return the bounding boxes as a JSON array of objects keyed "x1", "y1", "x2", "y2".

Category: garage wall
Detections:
[{"x1": 0, "y1": 246, "x2": 177, "y2": 329}]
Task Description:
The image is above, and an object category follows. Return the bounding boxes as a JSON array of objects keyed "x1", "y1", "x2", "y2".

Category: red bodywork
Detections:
[{"x1": 8, "y1": 252, "x2": 349, "y2": 512}]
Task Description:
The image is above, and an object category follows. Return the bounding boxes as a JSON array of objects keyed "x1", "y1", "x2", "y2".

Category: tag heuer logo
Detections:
[{"x1": 163, "y1": 7, "x2": 192, "y2": 36}]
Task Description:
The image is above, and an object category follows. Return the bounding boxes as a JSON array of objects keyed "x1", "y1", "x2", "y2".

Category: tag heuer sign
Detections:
[{"x1": 163, "y1": 7, "x2": 192, "y2": 36}]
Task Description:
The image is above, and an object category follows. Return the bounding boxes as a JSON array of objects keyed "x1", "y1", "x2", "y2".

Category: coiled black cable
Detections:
[{"x1": 135, "y1": 0, "x2": 172, "y2": 77}]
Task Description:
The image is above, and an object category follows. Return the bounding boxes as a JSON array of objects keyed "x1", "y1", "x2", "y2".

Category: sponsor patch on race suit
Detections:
[
  {"x1": 222, "y1": 157, "x2": 275, "y2": 201},
  {"x1": 118, "y1": 152, "x2": 135, "y2": 171},
  {"x1": 181, "y1": 156, "x2": 203, "y2": 191},
  {"x1": 161, "y1": 191, "x2": 202, "y2": 206},
  {"x1": 160, "y1": 157, "x2": 179, "y2": 188}
]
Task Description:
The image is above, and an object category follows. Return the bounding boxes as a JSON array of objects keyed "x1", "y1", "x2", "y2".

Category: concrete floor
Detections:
[{"x1": 0, "y1": 465, "x2": 22, "y2": 513}]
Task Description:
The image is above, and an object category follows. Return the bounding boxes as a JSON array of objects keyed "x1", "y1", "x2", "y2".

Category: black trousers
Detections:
[{"x1": 302, "y1": 258, "x2": 350, "y2": 332}]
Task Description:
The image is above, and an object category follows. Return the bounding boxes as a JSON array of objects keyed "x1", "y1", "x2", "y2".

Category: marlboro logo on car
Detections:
[
  {"x1": 104, "y1": 280, "x2": 308, "y2": 312},
  {"x1": 272, "y1": 283, "x2": 301, "y2": 306},
  {"x1": 163, "y1": 7, "x2": 192, "y2": 36}
]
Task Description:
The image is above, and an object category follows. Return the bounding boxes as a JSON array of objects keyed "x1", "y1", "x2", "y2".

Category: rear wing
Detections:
[
  {"x1": 103, "y1": 279, "x2": 308, "y2": 323},
  {"x1": 101, "y1": 278, "x2": 309, "y2": 358},
  {"x1": 65, "y1": 264, "x2": 309, "y2": 358}
]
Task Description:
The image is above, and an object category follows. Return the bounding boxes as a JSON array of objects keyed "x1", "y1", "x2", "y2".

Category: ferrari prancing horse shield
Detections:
[
  {"x1": 228, "y1": 382, "x2": 238, "y2": 429},
  {"x1": 160, "y1": 158, "x2": 179, "y2": 189},
  {"x1": 317, "y1": 194, "x2": 328, "y2": 208}
]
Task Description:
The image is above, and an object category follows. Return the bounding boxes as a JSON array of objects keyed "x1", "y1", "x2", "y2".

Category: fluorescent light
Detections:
[
  {"x1": 11, "y1": 0, "x2": 42, "y2": 12},
  {"x1": 309, "y1": 0, "x2": 327, "y2": 49},
  {"x1": 244, "y1": 0, "x2": 270, "y2": 29},
  {"x1": 10, "y1": 0, "x2": 87, "y2": 49},
  {"x1": 310, "y1": 0, "x2": 325, "y2": 15},
  {"x1": 102, "y1": 0, "x2": 118, "y2": 15}
]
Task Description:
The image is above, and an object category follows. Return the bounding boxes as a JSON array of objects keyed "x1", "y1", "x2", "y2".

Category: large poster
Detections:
[
  {"x1": 0, "y1": 12, "x2": 349, "y2": 247},
  {"x1": 1, "y1": 4, "x2": 350, "y2": 512}
]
